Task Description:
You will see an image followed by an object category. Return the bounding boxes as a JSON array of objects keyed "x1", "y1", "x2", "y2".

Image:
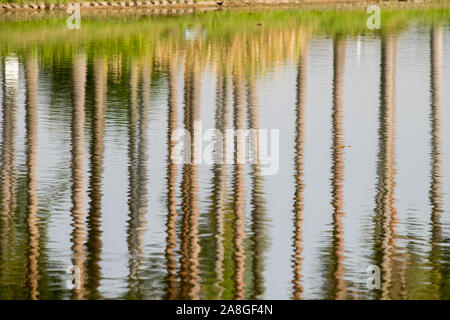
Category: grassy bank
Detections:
[
  {"x1": 0, "y1": 0, "x2": 449, "y2": 15},
  {"x1": 0, "y1": 0, "x2": 445, "y2": 7},
  {"x1": 0, "y1": 3, "x2": 449, "y2": 71},
  {"x1": 2, "y1": 0, "x2": 227, "y2": 5},
  {"x1": 1, "y1": 6, "x2": 449, "y2": 51}
]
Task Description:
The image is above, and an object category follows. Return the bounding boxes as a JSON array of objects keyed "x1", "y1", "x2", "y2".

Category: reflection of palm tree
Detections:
[
  {"x1": 325, "y1": 37, "x2": 347, "y2": 300},
  {"x1": 208, "y1": 62, "x2": 232, "y2": 299},
  {"x1": 164, "y1": 52, "x2": 179, "y2": 300},
  {"x1": 292, "y1": 39, "x2": 307, "y2": 300},
  {"x1": 86, "y1": 57, "x2": 107, "y2": 299},
  {"x1": 137, "y1": 60, "x2": 150, "y2": 270},
  {"x1": 0, "y1": 56, "x2": 19, "y2": 268},
  {"x1": 179, "y1": 50, "x2": 201, "y2": 300},
  {"x1": 428, "y1": 25, "x2": 443, "y2": 300},
  {"x1": 70, "y1": 52, "x2": 88, "y2": 300},
  {"x1": 0, "y1": 57, "x2": 19, "y2": 299},
  {"x1": 109, "y1": 55, "x2": 122, "y2": 84},
  {"x1": 126, "y1": 59, "x2": 140, "y2": 298},
  {"x1": 247, "y1": 71, "x2": 266, "y2": 300},
  {"x1": 126, "y1": 58, "x2": 150, "y2": 299},
  {"x1": 24, "y1": 54, "x2": 40, "y2": 300},
  {"x1": 373, "y1": 34, "x2": 398, "y2": 300},
  {"x1": 232, "y1": 66, "x2": 246, "y2": 300}
]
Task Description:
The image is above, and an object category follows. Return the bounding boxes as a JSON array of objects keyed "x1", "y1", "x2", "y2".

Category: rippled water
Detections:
[{"x1": 0, "y1": 8, "x2": 450, "y2": 300}]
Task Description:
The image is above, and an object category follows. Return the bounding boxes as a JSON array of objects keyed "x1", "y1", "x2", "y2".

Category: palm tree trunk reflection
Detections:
[
  {"x1": 164, "y1": 52, "x2": 179, "y2": 300},
  {"x1": 428, "y1": 25, "x2": 443, "y2": 299},
  {"x1": 327, "y1": 37, "x2": 347, "y2": 300},
  {"x1": 70, "y1": 52, "x2": 88, "y2": 300},
  {"x1": 25, "y1": 53, "x2": 40, "y2": 300},
  {"x1": 126, "y1": 59, "x2": 139, "y2": 298},
  {"x1": 292, "y1": 39, "x2": 308, "y2": 300},
  {"x1": 209, "y1": 61, "x2": 233, "y2": 299},
  {"x1": 136, "y1": 59, "x2": 150, "y2": 291},
  {"x1": 373, "y1": 34, "x2": 398, "y2": 300},
  {"x1": 86, "y1": 57, "x2": 107, "y2": 299},
  {"x1": 179, "y1": 50, "x2": 201, "y2": 300},
  {"x1": 247, "y1": 70, "x2": 266, "y2": 300},
  {"x1": 0, "y1": 56, "x2": 19, "y2": 270},
  {"x1": 232, "y1": 65, "x2": 246, "y2": 300},
  {"x1": 126, "y1": 58, "x2": 149, "y2": 299}
]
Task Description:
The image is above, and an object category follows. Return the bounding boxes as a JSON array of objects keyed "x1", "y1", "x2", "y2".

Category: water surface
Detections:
[{"x1": 0, "y1": 8, "x2": 450, "y2": 299}]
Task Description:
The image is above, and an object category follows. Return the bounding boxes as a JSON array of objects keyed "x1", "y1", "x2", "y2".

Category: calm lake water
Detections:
[{"x1": 0, "y1": 7, "x2": 450, "y2": 300}]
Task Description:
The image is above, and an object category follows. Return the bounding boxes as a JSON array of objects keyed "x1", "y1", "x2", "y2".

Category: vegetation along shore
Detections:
[{"x1": 0, "y1": 0, "x2": 448, "y2": 12}]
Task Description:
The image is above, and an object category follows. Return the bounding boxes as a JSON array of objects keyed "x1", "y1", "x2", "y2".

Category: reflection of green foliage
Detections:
[{"x1": 1, "y1": 7, "x2": 449, "y2": 58}]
